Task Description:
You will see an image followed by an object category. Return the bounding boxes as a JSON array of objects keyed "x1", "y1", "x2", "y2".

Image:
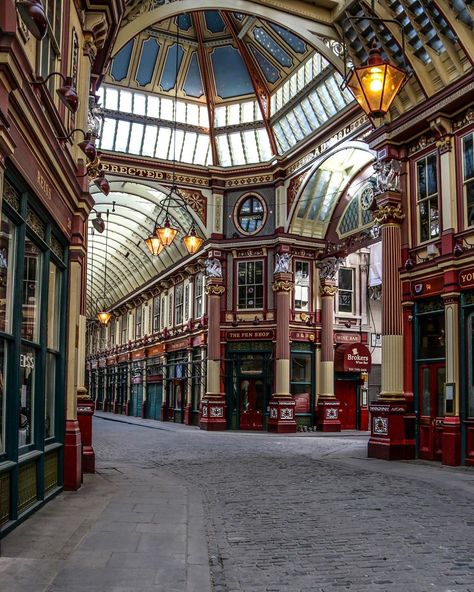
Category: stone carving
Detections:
[
  {"x1": 320, "y1": 285, "x2": 338, "y2": 297},
  {"x1": 373, "y1": 203, "x2": 405, "y2": 225},
  {"x1": 87, "y1": 94, "x2": 103, "y2": 139},
  {"x1": 205, "y1": 284, "x2": 225, "y2": 296},
  {"x1": 274, "y1": 252, "x2": 291, "y2": 274},
  {"x1": 317, "y1": 257, "x2": 342, "y2": 281},
  {"x1": 272, "y1": 280, "x2": 294, "y2": 292},
  {"x1": 373, "y1": 159, "x2": 401, "y2": 193},
  {"x1": 204, "y1": 258, "x2": 222, "y2": 278}
]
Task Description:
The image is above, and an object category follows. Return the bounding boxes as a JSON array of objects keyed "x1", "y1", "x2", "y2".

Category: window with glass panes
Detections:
[
  {"x1": 184, "y1": 284, "x2": 190, "y2": 321},
  {"x1": 338, "y1": 268, "x2": 354, "y2": 313},
  {"x1": 109, "y1": 318, "x2": 116, "y2": 346},
  {"x1": 121, "y1": 314, "x2": 128, "y2": 344},
  {"x1": 175, "y1": 284, "x2": 184, "y2": 325},
  {"x1": 153, "y1": 296, "x2": 160, "y2": 333},
  {"x1": 38, "y1": 1, "x2": 62, "y2": 83},
  {"x1": 135, "y1": 306, "x2": 142, "y2": 339},
  {"x1": 236, "y1": 196, "x2": 265, "y2": 234},
  {"x1": 294, "y1": 260, "x2": 310, "y2": 311},
  {"x1": 290, "y1": 344, "x2": 313, "y2": 415},
  {"x1": 416, "y1": 154, "x2": 439, "y2": 242},
  {"x1": 237, "y1": 261, "x2": 264, "y2": 309},
  {"x1": 463, "y1": 132, "x2": 474, "y2": 226},
  {"x1": 194, "y1": 273, "x2": 204, "y2": 318}
]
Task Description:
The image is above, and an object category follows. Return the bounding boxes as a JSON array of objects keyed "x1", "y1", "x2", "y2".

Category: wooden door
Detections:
[
  {"x1": 239, "y1": 379, "x2": 264, "y2": 430},
  {"x1": 418, "y1": 364, "x2": 445, "y2": 461},
  {"x1": 336, "y1": 380, "x2": 357, "y2": 430},
  {"x1": 146, "y1": 383, "x2": 162, "y2": 420}
]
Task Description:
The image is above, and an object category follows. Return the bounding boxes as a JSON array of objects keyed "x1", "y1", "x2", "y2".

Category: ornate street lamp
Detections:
[
  {"x1": 144, "y1": 234, "x2": 164, "y2": 256},
  {"x1": 183, "y1": 224, "x2": 204, "y2": 255}
]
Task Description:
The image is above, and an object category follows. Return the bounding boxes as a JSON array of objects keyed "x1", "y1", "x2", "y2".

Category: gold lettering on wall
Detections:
[{"x1": 37, "y1": 170, "x2": 52, "y2": 201}]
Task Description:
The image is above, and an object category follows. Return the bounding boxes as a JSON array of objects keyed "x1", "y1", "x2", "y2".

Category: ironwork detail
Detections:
[{"x1": 3, "y1": 180, "x2": 20, "y2": 211}]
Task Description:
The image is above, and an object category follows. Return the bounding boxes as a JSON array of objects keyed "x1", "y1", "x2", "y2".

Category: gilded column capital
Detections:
[
  {"x1": 320, "y1": 285, "x2": 338, "y2": 297},
  {"x1": 272, "y1": 280, "x2": 294, "y2": 292},
  {"x1": 373, "y1": 203, "x2": 405, "y2": 225},
  {"x1": 205, "y1": 284, "x2": 225, "y2": 296}
]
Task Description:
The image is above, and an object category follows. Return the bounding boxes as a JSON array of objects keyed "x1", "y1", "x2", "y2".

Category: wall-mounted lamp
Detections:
[
  {"x1": 93, "y1": 171, "x2": 110, "y2": 196},
  {"x1": 58, "y1": 128, "x2": 97, "y2": 162},
  {"x1": 32, "y1": 72, "x2": 79, "y2": 113},
  {"x1": 90, "y1": 210, "x2": 105, "y2": 233},
  {"x1": 16, "y1": 0, "x2": 47, "y2": 40},
  {"x1": 453, "y1": 237, "x2": 474, "y2": 257}
]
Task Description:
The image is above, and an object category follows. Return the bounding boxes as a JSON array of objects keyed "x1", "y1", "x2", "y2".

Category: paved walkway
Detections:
[{"x1": 1, "y1": 412, "x2": 474, "y2": 592}]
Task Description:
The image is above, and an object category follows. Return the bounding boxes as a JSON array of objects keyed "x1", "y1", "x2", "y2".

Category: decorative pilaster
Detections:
[
  {"x1": 441, "y1": 293, "x2": 461, "y2": 466},
  {"x1": 268, "y1": 249, "x2": 296, "y2": 432},
  {"x1": 368, "y1": 158, "x2": 414, "y2": 460},
  {"x1": 315, "y1": 257, "x2": 341, "y2": 432},
  {"x1": 200, "y1": 256, "x2": 226, "y2": 430}
]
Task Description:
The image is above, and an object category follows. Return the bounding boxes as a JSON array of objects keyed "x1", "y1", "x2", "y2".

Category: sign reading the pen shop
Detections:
[{"x1": 459, "y1": 267, "x2": 474, "y2": 288}]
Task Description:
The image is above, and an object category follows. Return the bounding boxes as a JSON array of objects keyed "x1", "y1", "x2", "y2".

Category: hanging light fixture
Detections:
[
  {"x1": 93, "y1": 171, "x2": 110, "y2": 196},
  {"x1": 97, "y1": 209, "x2": 111, "y2": 326},
  {"x1": 341, "y1": 2, "x2": 408, "y2": 118},
  {"x1": 58, "y1": 128, "x2": 97, "y2": 161},
  {"x1": 144, "y1": 15, "x2": 203, "y2": 255},
  {"x1": 32, "y1": 72, "x2": 79, "y2": 113},
  {"x1": 16, "y1": 0, "x2": 48, "y2": 40}
]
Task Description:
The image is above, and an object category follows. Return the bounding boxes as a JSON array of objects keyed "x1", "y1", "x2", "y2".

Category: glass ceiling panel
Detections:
[{"x1": 136, "y1": 38, "x2": 160, "y2": 87}]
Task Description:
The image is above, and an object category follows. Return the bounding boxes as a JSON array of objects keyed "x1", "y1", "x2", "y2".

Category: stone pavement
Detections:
[{"x1": 2, "y1": 412, "x2": 474, "y2": 592}]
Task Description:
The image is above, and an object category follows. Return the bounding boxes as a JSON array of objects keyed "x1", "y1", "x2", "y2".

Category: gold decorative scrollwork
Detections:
[
  {"x1": 272, "y1": 280, "x2": 294, "y2": 292},
  {"x1": 205, "y1": 284, "x2": 225, "y2": 296},
  {"x1": 373, "y1": 203, "x2": 405, "y2": 225},
  {"x1": 320, "y1": 285, "x2": 338, "y2": 297}
]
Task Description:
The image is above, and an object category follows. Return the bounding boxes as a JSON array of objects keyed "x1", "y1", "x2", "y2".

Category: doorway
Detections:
[
  {"x1": 239, "y1": 378, "x2": 265, "y2": 429},
  {"x1": 418, "y1": 363, "x2": 446, "y2": 461},
  {"x1": 336, "y1": 379, "x2": 357, "y2": 429}
]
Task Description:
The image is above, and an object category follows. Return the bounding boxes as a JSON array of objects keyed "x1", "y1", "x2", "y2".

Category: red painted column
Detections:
[
  {"x1": 368, "y1": 186, "x2": 415, "y2": 460},
  {"x1": 268, "y1": 257, "x2": 297, "y2": 433},
  {"x1": 316, "y1": 272, "x2": 341, "y2": 432},
  {"x1": 200, "y1": 256, "x2": 226, "y2": 430}
]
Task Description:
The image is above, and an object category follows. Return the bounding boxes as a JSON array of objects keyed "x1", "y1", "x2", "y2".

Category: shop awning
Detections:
[{"x1": 335, "y1": 343, "x2": 372, "y2": 373}]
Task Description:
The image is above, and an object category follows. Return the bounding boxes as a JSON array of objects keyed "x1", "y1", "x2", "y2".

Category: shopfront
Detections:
[
  {"x1": 226, "y1": 341, "x2": 273, "y2": 430},
  {"x1": 130, "y1": 360, "x2": 144, "y2": 417},
  {"x1": 461, "y1": 291, "x2": 474, "y2": 466},
  {"x1": 146, "y1": 356, "x2": 163, "y2": 421},
  {"x1": 290, "y1": 342, "x2": 314, "y2": 429},
  {"x1": 334, "y1": 342, "x2": 371, "y2": 430},
  {"x1": 0, "y1": 173, "x2": 67, "y2": 531},
  {"x1": 166, "y1": 350, "x2": 188, "y2": 423}
]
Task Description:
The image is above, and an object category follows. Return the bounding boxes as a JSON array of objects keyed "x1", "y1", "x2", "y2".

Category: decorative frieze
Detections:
[
  {"x1": 373, "y1": 203, "x2": 405, "y2": 225},
  {"x1": 224, "y1": 174, "x2": 273, "y2": 187},
  {"x1": 454, "y1": 108, "x2": 474, "y2": 131}
]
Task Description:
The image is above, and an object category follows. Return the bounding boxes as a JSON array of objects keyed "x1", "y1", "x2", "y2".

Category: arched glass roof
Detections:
[{"x1": 86, "y1": 180, "x2": 207, "y2": 316}]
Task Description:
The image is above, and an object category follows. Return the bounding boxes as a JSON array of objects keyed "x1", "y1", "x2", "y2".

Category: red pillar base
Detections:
[
  {"x1": 267, "y1": 398, "x2": 297, "y2": 433},
  {"x1": 442, "y1": 416, "x2": 461, "y2": 466},
  {"x1": 184, "y1": 404, "x2": 192, "y2": 425},
  {"x1": 63, "y1": 420, "x2": 82, "y2": 490},
  {"x1": 316, "y1": 400, "x2": 341, "y2": 432},
  {"x1": 77, "y1": 398, "x2": 95, "y2": 474},
  {"x1": 199, "y1": 397, "x2": 226, "y2": 431},
  {"x1": 368, "y1": 401, "x2": 416, "y2": 460}
]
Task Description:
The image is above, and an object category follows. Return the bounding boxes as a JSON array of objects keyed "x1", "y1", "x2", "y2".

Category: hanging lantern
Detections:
[
  {"x1": 345, "y1": 40, "x2": 407, "y2": 118},
  {"x1": 97, "y1": 311, "x2": 112, "y2": 325},
  {"x1": 156, "y1": 217, "x2": 178, "y2": 247},
  {"x1": 144, "y1": 234, "x2": 164, "y2": 256},
  {"x1": 183, "y1": 225, "x2": 203, "y2": 255}
]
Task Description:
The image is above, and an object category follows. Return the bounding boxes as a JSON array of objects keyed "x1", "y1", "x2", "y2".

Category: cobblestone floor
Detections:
[{"x1": 94, "y1": 415, "x2": 474, "y2": 592}]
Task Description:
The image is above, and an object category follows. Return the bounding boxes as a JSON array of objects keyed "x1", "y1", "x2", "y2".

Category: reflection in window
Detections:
[
  {"x1": 338, "y1": 268, "x2": 354, "y2": 313},
  {"x1": 237, "y1": 196, "x2": 265, "y2": 234},
  {"x1": 295, "y1": 261, "x2": 310, "y2": 311},
  {"x1": 417, "y1": 154, "x2": 439, "y2": 242},
  {"x1": 45, "y1": 353, "x2": 56, "y2": 439},
  {"x1": 22, "y1": 239, "x2": 42, "y2": 343},
  {"x1": 0, "y1": 215, "x2": 15, "y2": 334},
  {"x1": 47, "y1": 262, "x2": 61, "y2": 350},
  {"x1": 19, "y1": 347, "x2": 35, "y2": 448},
  {"x1": 463, "y1": 133, "x2": 474, "y2": 226},
  {"x1": 238, "y1": 261, "x2": 264, "y2": 309}
]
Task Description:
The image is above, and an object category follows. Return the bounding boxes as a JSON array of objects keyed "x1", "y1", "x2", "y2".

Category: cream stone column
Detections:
[
  {"x1": 200, "y1": 255, "x2": 226, "y2": 430},
  {"x1": 368, "y1": 158, "x2": 412, "y2": 460},
  {"x1": 268, "y1": 249, "x2": 296, "y2": 433},
  {"x1": 315, "y1": 257, "x2": 341, "y2": 432}
]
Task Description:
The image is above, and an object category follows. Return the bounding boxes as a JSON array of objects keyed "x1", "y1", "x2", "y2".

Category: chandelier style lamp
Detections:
[
  {"x1": 144, "y1": 17, "x2": 203, "y2": 257},
  {"x1": 342, "y1": 1, "x2": 408, "y2": 118},
  {"x1": 97, "y1": 209, "x2": 112, "y2": 326}
]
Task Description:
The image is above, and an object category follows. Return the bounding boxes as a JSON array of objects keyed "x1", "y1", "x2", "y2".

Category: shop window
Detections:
[
  {"x1": 237, "y1": 260, "x2": 264, "y2": 309},
  {"x1": 194, "y1": 273, "x2": 204, "y2": 318},
  {"x1": 0, "y1": 340, "x2": 5, "y2": 453},
  {"x1": 153, "y1": 296, "x2": 161, "y2": 333},
  {"x1": 418, "y1": 311, "x2": 445, "y2": 360},
  {"x1": 235, "y1": 195, "x2": 266, "y2": 235},
  {"x1": 22, "y1": 238, "x2": 42, "y2": 343},
  {"x1": 468, "y1": 312, "x2": 474, "y2": 417},
  {"x1": 0, "y1": 215, "x2": 15, "y2": 333},
  {"x1": 338, "y1": 268, "x2": 354, "y2": 313},
  {"x1": 294, "y1": 260, "x2": 310, "y2": 311},
  {"x1": 19, "y1": 346, "x2": 35, "y2": 448},
  {"x1": 45, "y1": 353, "x2": 56, "y2": 439},
  {"x1": 135, "y1": 306, "x2": 143, "y2": 339},
  {"x1": 175, "y1": 284, "x2": 184, "y2": 325},
  {"x1": 47, "y1": 262, "x2": 61, "y2": 350},
  {"x1": 463, "y1": 132, "x2": 474, "y2": 226},
  {"x1": 416, "y1": 154, "x2": 439, "y2": 242}
]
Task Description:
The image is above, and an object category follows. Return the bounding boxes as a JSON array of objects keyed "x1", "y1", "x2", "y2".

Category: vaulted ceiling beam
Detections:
[{"x1": 221, "y1": 11, "x2": 278, "y2": 157}]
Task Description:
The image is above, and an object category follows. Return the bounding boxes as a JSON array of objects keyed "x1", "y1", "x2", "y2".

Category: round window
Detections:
[{"x1": 236, "y1": 195, "x2": 266, "y2": 235}]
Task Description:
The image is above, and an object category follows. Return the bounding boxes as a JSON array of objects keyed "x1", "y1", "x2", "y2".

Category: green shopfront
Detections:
[{"x1": 0, "y1": 176, "x2": 67, "y2": 533}]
